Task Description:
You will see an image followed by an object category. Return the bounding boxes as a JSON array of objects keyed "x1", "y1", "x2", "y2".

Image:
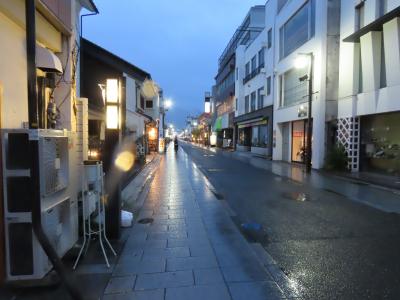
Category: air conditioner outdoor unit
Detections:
[{"x1": 2, "y1": 129, "x2": 77, "y2": 281}]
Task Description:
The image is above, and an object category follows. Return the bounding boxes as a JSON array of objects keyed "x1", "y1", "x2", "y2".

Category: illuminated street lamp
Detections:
[
  {"x1": 294, "y1": 53, "x2": 314, "y2": 173},
  {"x1": 105, "y1": 79, "x2": 119, "y2": 129},
  {"x1": 99, "y1": 78, "x2": 122, "y2": 238},
  {"x1": 164, "y1": 99, "x2": 173, "y2": 110}
]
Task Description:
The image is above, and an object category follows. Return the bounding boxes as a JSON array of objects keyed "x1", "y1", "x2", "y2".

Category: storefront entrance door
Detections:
[{"x1": 292, "y1": 120, "x2": 312, "y2": 163}]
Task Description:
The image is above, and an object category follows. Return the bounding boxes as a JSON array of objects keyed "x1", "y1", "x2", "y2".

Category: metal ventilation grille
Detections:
[{"x1": 42, "y1": 137, "x2": 68, "y2": 195}]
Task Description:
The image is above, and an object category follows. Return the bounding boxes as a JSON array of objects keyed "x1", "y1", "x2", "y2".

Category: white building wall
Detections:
[
  {"x1": 125, "y1": 75, "x2": 146, "y2": 140},
  {"x1": 337, "y1": 0, "x2": 400, "y2": 171},
  {"x1": 338, "y1": 0, "x2": 400, "y2": 118},
  {"x1": 235, "y1": 0, "x2": 276, "y2": 117},
  {"x1": 272, "y1": 0, "x2": 339, "y2": 169}
]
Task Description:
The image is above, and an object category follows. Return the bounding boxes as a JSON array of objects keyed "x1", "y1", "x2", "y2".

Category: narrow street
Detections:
[{"x1": 180, "y1": 142, "x2": 400, "y2": 300}]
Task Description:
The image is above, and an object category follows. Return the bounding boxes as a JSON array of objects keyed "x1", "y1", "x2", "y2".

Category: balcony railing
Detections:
[{"x1": 242, "y1": 64, "x2": 264, "y2": 84}]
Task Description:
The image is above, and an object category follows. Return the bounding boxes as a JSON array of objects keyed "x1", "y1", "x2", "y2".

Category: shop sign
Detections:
[
  {"x1": 238, "y1": 119, "x2": 268, "y2": 129},
  {"x1": 298, "y1": 104, "x2": 308, "y2": 118},
  {"x1": 293, "y1": 131, "x2": 304, "y2": 138}
]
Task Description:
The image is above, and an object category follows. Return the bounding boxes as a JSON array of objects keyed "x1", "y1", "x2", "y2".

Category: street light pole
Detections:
[{"x1": 305, "y1": 54, "x2": 314, "y2": 173}]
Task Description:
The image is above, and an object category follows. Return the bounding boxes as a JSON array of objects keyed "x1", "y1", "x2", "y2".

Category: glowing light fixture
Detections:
[
  {"x1": 164, "y1": 99, "x2": 173, "y2": 109},
  {"x1": 148, "y1": 127, "x2": 157, "y2": 140},
  {"x1": 106, "y1": 106, "x2": 119, "y2": 129},
  {"x1": 103, "y1": 78, "x2": 120, "y2": 129},
  {"x1": 106, "y1": 79, "x2": 119, "y2": 103},
  {"x1": 294, "y1": 55, "x2": 309, "y2": 69}
]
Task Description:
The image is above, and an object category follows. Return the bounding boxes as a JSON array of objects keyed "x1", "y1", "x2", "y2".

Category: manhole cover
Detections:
[
  {"x1": 137, "y1": 218, "x2": 154, "y2": 224},
  {"x1": 282, "y1": 192, "x2": 309, "y2": 202}
]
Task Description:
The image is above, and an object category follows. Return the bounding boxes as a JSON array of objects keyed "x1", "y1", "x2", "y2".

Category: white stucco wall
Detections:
[
  {"x1": 271, "y1": 0, "x2": 340, "y2": 169},
  {"x1": 338, "y1": 0, "x2": 400, "y2": 119},
  {"x1": 125, "y1": 75, "x2": 146, "y2": 140}
]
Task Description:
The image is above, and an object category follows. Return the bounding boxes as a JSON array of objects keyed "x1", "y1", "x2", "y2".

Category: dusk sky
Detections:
[{"x1": 83, "y1": 0, "x2": 264, "y2": 129}]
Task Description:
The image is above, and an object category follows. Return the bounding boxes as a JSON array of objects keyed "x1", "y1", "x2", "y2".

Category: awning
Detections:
[
  {"x1": 238, "y1": 118, "x2": 268, "y2": 129},
  {"x1": 343, "y1": 6, "x2": 400, "y2": 43},
  {"x1": 36, "y1": 44, "x2": 63, "y2": 74}
]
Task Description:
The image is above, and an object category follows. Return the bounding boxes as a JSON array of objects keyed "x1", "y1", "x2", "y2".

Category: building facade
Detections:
[
  {"x1": 337, "y1": 0, "x2": 400, "y2": 176},
  {"x1": 272, "y1": 0, "x2": 340, "y2": 169},
  {"x1": 213, "y1": 5, "x2": 265, "y2": 149},
  {"x1": 0, "y1": 0, "x2": 97, "y2": 281},
  {"x1": 80, "y1": 38, "x2": 162, "y2": 160},
  {"x1": 235, "y1": 1, "x2": 274, "y2": 157}
]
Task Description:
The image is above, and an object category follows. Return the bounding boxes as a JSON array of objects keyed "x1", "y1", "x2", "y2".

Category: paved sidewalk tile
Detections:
[
  {"x1": 113, "y1": 258, "x2": 166, "y2": 276},
  {"x1": 166, "y1": 256, "x2": 218, "y2": 271},
  {"x1": 104, "y1": 276, "x2": 136, "y2": 294},
  {"x1": 193, "y1": 268, "x2": 224, "y2": 285},
  {"x1": 102, "y1": 289, "x2": 164, "y2": 300},
  {"x1": 143, "y1": 246, "x2": 190, "y2": 259},
  {"x1": 165, "y1": 284, "x2": 231, "y2": 300},
  {"x1": 135, "y1": 270, "x2": 194, "y2": 290}
]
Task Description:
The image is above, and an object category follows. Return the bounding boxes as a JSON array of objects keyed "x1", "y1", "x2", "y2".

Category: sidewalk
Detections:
[
  {"x1": 102, "y1": 146, "x2": 292, "y2": 300},
  {"x1": 191, "y1": 143, "x2": 400, "y2": 214}
]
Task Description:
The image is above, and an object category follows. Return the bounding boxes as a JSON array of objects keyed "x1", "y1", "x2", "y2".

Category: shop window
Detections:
[
  {"x1": 252, "y1": 126, "x2": 259, "y2": 146},
  {"x1": 259, "y1": 125, "x2": 268, "y2": 147},
  {"x1": 251, "y1": 125, "x2": 268, "y2": 148},
  {"x1": 360, "y1": 113, "x2": 400, "y2": 176},
  {"x1": 238, "y1": 127, "x2": 251, "y2": 146}
]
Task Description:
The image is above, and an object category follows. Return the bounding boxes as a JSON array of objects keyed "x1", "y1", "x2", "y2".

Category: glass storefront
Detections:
[
  {"x1": 238, "y1": 119, "x2": 268, "y2": 148},
  {"x1": 360, "y1": 112, "x2": 400, "y2": 176},
  {"x1": 251, "y1": 125, "x2": 268, "y2": 148},
  {"x1": 291, "y1": 120, "x2": 311, "y2": 163},
  {"x1": 238, "y1": 127, "x2": 251, "y2": 146}
]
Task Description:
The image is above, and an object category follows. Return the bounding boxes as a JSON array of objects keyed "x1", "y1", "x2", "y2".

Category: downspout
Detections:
[{"x1": 25, "y1": 1, "x2": 83, "y2": 299}]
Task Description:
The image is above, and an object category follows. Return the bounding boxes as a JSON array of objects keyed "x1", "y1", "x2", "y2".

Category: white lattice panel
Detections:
[{"x1": 337, "y1": 117, "x2": 360, "y2": 171}]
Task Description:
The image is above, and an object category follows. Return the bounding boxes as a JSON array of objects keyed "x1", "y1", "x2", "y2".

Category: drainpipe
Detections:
[{"x1": 25, "y1": 1, "x2": 83, "y2": 299}]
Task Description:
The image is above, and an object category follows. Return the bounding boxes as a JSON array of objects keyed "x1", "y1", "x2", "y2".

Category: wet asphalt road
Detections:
[{"x1": 180, "y1": 142, "x2": 400, "y2": 300}]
